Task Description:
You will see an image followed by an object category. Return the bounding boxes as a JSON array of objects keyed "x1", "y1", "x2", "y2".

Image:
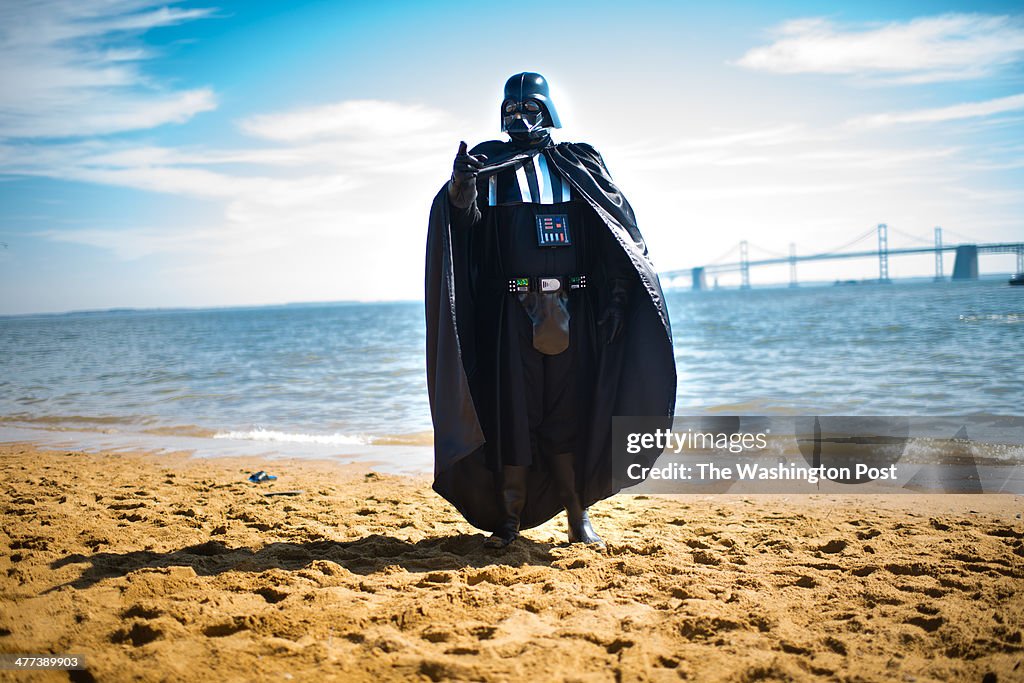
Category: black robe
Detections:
[{"x1": 425, "y1": 139, "x2": 676, "y2": 533}]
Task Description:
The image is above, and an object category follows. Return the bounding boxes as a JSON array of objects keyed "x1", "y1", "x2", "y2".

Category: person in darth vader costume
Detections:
[{"x1": 425, "y1": 72, "x2": 676, "y2": 548}]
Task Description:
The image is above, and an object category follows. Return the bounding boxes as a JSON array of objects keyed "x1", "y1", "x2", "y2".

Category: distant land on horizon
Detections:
[{"x1": 2, "y1": 273, "x2": 1018, "y2": 319}]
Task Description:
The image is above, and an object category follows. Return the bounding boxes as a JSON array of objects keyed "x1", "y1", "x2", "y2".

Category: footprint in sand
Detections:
[
  {"x1": 420, "y1": 627, "x2": 453, "y2": 643},
  {"x1": 416, "y1": 572, "x2": 452, "y2": 587},
  {"x1": 203, "y1": 618, "x2": 249, "y2": 637},
  {"x1": 817, "y1": 539, "x2": 848, "y2": 554},
  {"x1": 466, "y1": 566, "x2": 522, "y2": 585},
  {"x1": 608, "y1": 542, "x2": 661, "y2": 556},
  {"x1": 117, "y1": 512, "x2": 146, "y2": 523},
  {"x1": 794, "y1": 575, "x2": 816, "y2": 588},
  {"x1": 823, "y1": 635, "x2": 847, "y2": 655},
  {"x1": 111, "y1": 621, "x2": 163, "y2": 646},
  {"x1": 122, "y1": 604, "x2": 162, "y2": 620},
  {"x1": 553, "y1": 558, "x2": 589, "y2": 570},
  {"x1": 885, "y1": 562, "x2": 930, "y2": 577},
  {"x1": 254, "y1": 587, "x2": 290, "y2": 604},
  {"x1": 470, "y1": 625, "x2": 497, "y2": 640},
  {"x1": 986, "y1": 526, "x2": 1023, "y2": 540},
  {"x1": 10, "y1": 536, "x2": 51, "y2": 551},
  {"x1": 691, "y1": 550, "x2": 720, "y2": 566},
  {"x1": 906, "y1": 614, "x2": 944, "y2": 632},
  {"x1": 108, "y1": 502, "x2": 146, "y2": 511}
]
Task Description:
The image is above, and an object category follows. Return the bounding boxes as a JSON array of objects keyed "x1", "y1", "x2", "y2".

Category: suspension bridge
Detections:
[{"x1": 662, "y1": 224, "x2": 1024, "y2": 290}]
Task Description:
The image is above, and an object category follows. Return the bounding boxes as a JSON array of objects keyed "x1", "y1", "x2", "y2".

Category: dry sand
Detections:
[{"x1": 1, "y1": 443, "x2": 1022, "y2": 682}]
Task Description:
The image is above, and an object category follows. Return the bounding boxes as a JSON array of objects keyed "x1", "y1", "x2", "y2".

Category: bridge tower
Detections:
[
  {"x1": 788, "y1": 243, "x2": 798, "y2": 287},
  {"x1": 952, "y1": 245, "x2": 979, "y2": 280},
  {"x1": 1017, "y1": 245, "x2": 1023, "y2": 275},
  {"x1": 691, "y1": 266, "x2": 707, "y2": 291},
  {"x1": 934, "y1": 227, "x2": 944, "y2": 281},
  {"x1": 877, "y1": 224, "x2": 891, "y2": 283},
  {"x1": 739, "y1": 241, "x2": 750, "y2": 289}
]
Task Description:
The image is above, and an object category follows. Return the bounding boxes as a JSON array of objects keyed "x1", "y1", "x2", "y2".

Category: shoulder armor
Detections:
[
  {"x1": 568, "y1": 141, "x2": 599, "y2": 156},
  {"x1": 563, "y1": 141, "x2": 610, "y2": 174},
  {"x1": 569, "y1": 142, "x2": 603, "y2": 161}
]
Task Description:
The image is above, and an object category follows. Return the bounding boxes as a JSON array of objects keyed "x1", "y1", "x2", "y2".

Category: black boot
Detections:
[
  {"x1": 484, "y1": 465, "x2": 528, "y2": 549},
  {"x1": 548, "y1": 452, "x2": 605, "y2": 547}
]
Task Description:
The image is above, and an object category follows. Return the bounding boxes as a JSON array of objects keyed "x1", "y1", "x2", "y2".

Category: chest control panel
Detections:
[{"x1": 535, "y1": 214, "x2": 571, "y2": 247}]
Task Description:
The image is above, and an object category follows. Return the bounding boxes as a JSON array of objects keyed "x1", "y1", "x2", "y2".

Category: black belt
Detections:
[{"x1": 508, "y1": 274, "x2": 587, "y2": 294}]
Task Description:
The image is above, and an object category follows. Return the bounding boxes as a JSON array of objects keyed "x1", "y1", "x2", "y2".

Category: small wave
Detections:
[
  {"x1": 370, "y1": 430, "x2": 435, "y2": 446},
  {"x1": 213, "y1": 429, "x2": 369, "y2": 445},
  {"x1": 0, "y1": 415, "x2": 223, "y2": 439},
  {"x1": 0, "y1": 413, "x2": 139, "y2": 427},
  {"x1": 698, "y1": 402, "x2": 817, "y2": 416},
  {"x1": 142, "y1": 425, "x2": 219, "y2": 438},
  {"x1": 902, "y1": 436, "x2": 1024, "y2": 464},
  {"x1": 212, "y1": 428, "x2": 435, "y2": 447},
  {"x1": 959, "y1": 313, "x2": 1022, "y2": 324}
]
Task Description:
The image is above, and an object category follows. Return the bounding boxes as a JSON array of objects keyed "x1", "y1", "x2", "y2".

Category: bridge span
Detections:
[{"x1": 661, "y1": 224, "x2": 1024, "y2": 290}]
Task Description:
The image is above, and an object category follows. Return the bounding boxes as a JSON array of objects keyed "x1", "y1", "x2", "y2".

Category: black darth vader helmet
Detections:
[{"x1": 500, "y1": 72, "x2": 562, "y2": 138}]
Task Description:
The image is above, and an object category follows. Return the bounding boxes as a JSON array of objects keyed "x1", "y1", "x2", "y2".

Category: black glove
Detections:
[
  {"x1": 448, "y1": 141, "x2": 487, "y2": 209},
  {"x1": 597, "y1": 278, "x2": 630, "y2": 344}
]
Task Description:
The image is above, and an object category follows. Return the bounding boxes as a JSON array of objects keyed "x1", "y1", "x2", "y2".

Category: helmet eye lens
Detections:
[
  {"x1": 503, "y1": 100, "x2": 542, "y2": 114},
  {"x1": 501, "y1": 94, "x2": 549, "y2": 136}
]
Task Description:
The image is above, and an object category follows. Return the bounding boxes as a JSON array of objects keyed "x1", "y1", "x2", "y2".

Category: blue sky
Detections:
[{"x1": 1, "y1": 0, "x2": 1022, "y2": 313}]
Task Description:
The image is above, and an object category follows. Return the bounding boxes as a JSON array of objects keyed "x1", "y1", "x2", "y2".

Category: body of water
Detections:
[{"x1": 1, "y1": 280, "x2": 1021, "y2": 458}]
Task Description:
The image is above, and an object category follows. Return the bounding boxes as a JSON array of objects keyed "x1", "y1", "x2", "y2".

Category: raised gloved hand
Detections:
[
  {"x1": 597, "y1": 278, "x2": 630, "y2": 344},
  {"x1": 448, "y1": 141, "x2": 487, "y2": 209}
]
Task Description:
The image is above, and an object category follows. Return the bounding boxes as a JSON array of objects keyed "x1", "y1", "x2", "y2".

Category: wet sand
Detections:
[{"x1": 0, "y1": 443, "x2": 1022, "y2": 682}]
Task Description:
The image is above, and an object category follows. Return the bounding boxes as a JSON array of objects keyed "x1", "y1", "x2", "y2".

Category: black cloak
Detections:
[{"x1": 425, "y1": 139, "x2": 676, "y2": 533}]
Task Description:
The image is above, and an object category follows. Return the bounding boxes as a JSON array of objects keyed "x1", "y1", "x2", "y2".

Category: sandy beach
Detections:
[{"x1": 0, "y1": 443, "x2": 1021, "y2": 682}]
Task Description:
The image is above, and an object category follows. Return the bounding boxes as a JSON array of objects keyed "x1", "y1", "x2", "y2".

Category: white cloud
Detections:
[
  {"x1": 0, "y1": 88, "x2": 216, "y2": 138},
  {"x1": 7, "y1": 95, "x2": 457, "y2": 309},
  {"x1": 736, "y1": 14, "x2": 1024, "y2": 83},
  {"x1": 240, "y1": 99, "x2": 448, "y2": 142},
  {"x1": 0, "y1": 0, "x2": 216, "y2": 138},
  {"x1": 35, "y1": 225, "x2": 203, "y2": 259},
  {"x1": 847, "y1": 93, "x2": 1024, "y2": 128},
  {"x1": 0, "y1": 97, "x2": 454, "y2": 198},
  {"x1": 671, "y1": 182, "x2": 855, "y2": 201},
  {"x1": 609, "y1": 124, "x2": 828, "y2": 170}
]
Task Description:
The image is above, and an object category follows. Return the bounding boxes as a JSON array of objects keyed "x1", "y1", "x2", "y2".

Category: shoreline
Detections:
[
  {"x1": 0, "y1": 426, "x2": 436, "y2": 477},
  {"x1": 0, "y1": 442, "x2": 1022, "y2": 681}
]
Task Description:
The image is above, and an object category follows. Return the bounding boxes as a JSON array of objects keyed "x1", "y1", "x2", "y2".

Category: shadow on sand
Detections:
[{"x1": 50, "y1": 533, "x2": 558, "y2": 590}]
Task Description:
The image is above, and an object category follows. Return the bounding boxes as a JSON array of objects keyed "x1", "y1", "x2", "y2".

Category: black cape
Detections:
[{"x1": 425, "y1": 139, "x2": 676, "y2": 533}]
